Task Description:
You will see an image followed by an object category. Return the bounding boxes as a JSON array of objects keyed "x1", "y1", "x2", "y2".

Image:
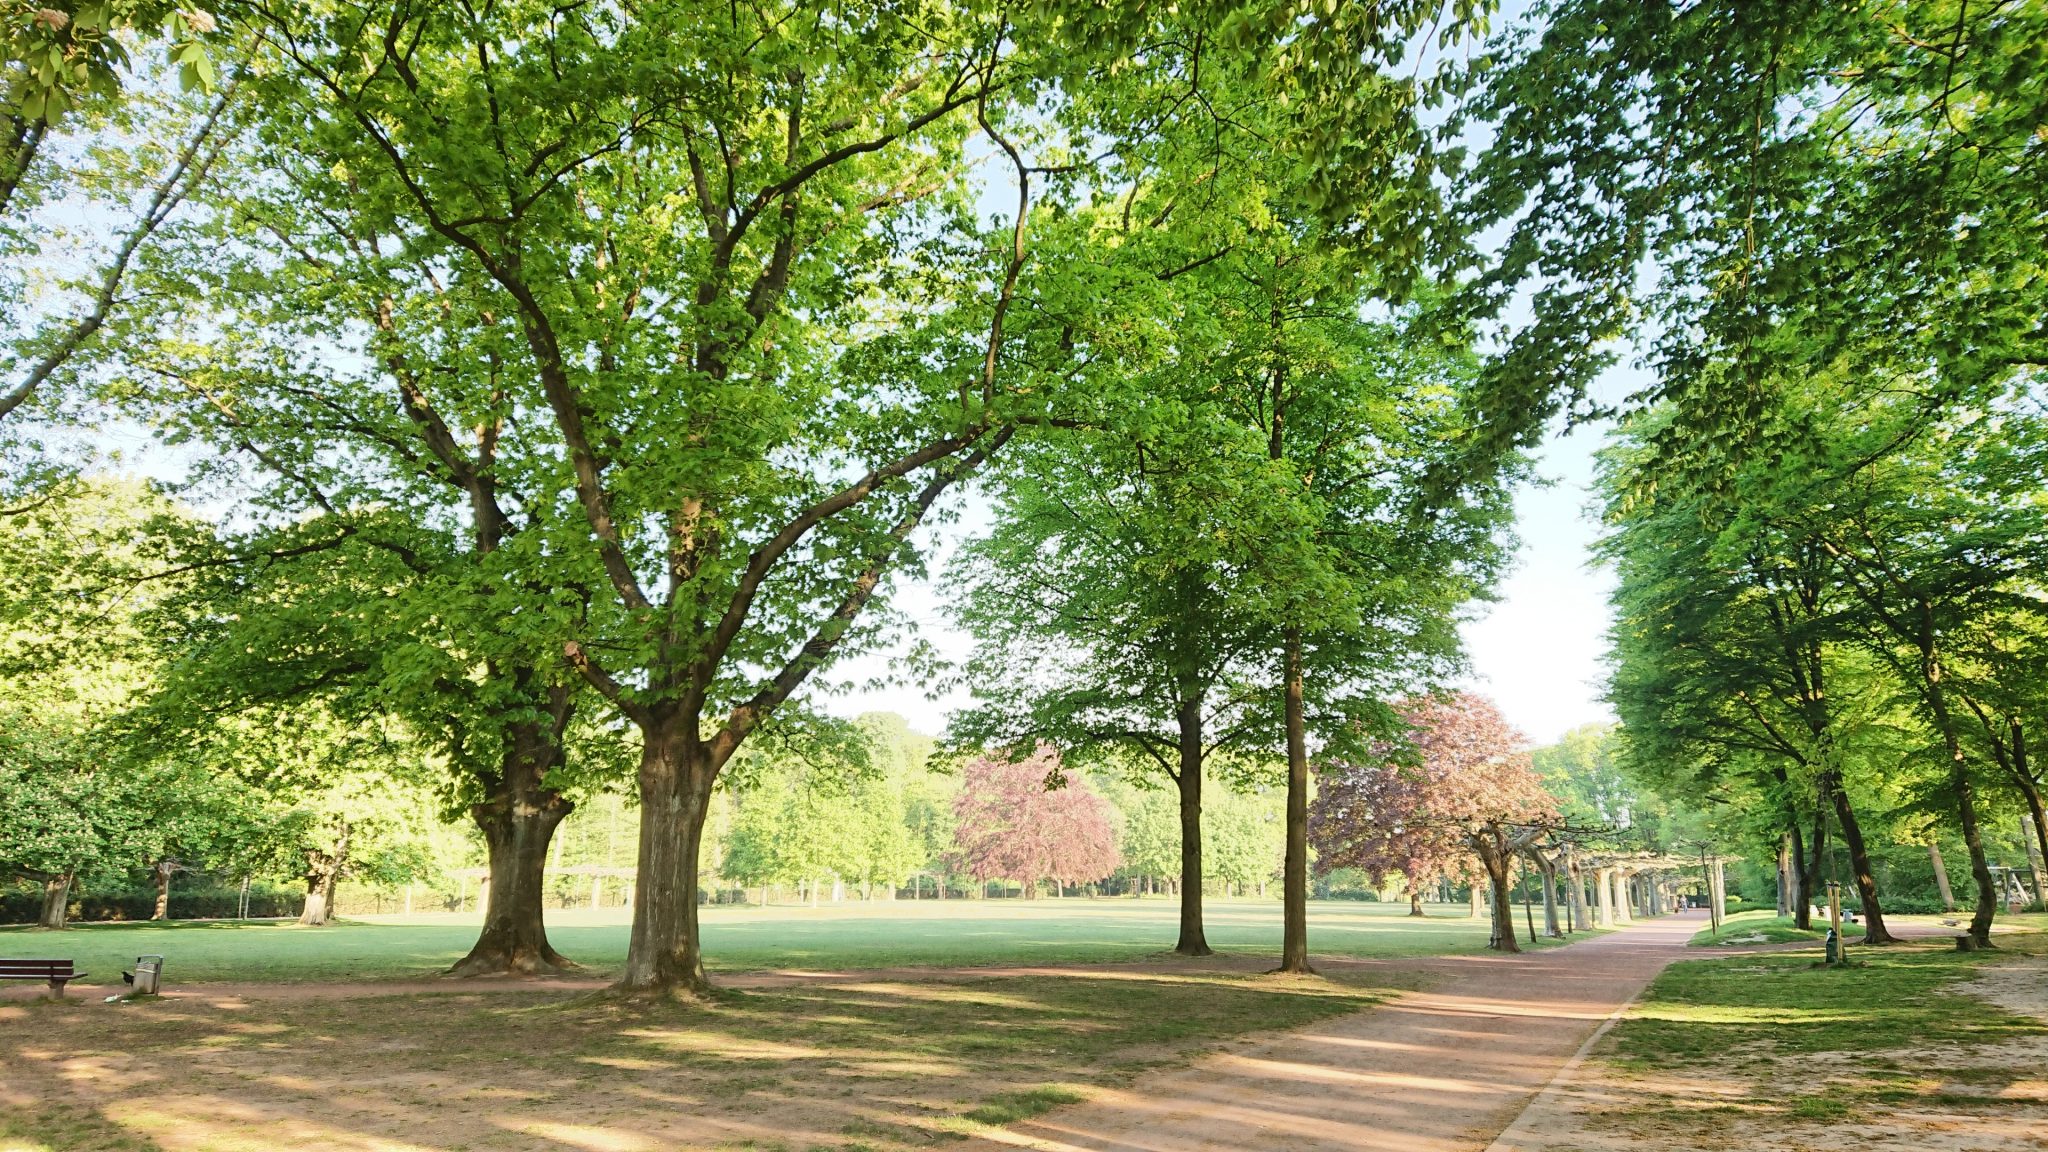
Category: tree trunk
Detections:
[
  {"x1": 449, "y1": 728, "x2": 575, "y2": 977},
  {"x1": 152, "y1": 862, "x2": 173, "y2": 921},
  {"x1": 1409, "y1": 890, "x2": 1424, "y2": 917},
  {"x1": 1951, "y1": 759, "x2": 1997, "y2": 947},
  {"x1": 300, "y1": 873, "x2": 333, "y2": 926},
  {"x1": 1822, "y1": 771, "x2": 1896, "y2": 943},
  {"x1": 1537, "y1": 854, "x2": 1561, "y2": 937},
  {"x1": 1796, "y1": 811, "x2": 1827, "y2": 930},
  {"x1": 2019, "y1": 800, "x2": 2048, "y2": 914},
  {"x1": 1930, "y1": 840, "x2": 1956, "y2": 912},
  {"x1": 37, "y1": 872, "x2": 72, "y2": 929},
  {"x1": 616, "y1": 723, "x2": 716, "y2": 995},
  {"x1": 1482, "y1": 840, "x2": 1518, "y2": 953},
  {"x1": 1277, "y1": 627, "x2": 1313, "y2": 974},
  {"x1": 1776, "y1": 834, "x2": 1792, "y2": 917},
  {"x1": 1173, "y1": 696, "x2": 1212, "y2": 956}
]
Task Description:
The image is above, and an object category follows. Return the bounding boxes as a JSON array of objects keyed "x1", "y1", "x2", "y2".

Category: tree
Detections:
[
  {"x1": 1315, "y1": 694, "x2": 1557, "y2": 952},
  {"x1": 1459, "y1": 1, "x2": 2048, "y2": 483},
  {"x1": 949, "y1": 748, "x2": 1120, "y2": 897},
  {"x1": 1599, "y1": 408, "x2": 1903, "y2": 942},
  {"x1": 217, "y1": 0, "x2": 1501, "y2": 996}
]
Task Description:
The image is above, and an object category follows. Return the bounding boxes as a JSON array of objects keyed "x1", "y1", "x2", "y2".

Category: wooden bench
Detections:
[{"x1": 0, "y1": 958, "x2": 86, "y2": 995}]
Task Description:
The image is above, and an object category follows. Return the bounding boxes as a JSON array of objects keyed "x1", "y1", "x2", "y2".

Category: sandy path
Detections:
[{"x1": 961, "y1": 914, "x2": 1706, "y2": 1152}]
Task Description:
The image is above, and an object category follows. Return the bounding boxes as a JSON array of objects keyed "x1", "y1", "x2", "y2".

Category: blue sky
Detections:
[{"x1": 829, "y1": 414, "x2": 1626, "y2": 748}]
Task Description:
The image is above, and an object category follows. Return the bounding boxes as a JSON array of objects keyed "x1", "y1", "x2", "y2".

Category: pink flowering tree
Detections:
[
  {"x1": 1312, "y1": 693, "x2": 1556, "y2": 950},
  {"x1": 950, "y1": 747, "x2": 1121, "y2": 897}
]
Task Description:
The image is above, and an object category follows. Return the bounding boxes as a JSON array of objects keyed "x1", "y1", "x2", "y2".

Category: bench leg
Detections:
[{"x1": 48, "y1": 978, "x2": 67, "y2": 997}]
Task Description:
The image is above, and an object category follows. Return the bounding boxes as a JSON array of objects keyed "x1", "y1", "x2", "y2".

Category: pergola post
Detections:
[{"x1": 1614, "y1": 870, "x2": 1634, "y2": 923}]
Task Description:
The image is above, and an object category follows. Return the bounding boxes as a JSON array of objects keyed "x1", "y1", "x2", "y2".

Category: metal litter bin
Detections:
[{"x1": 131, "y1": 955, "x2": 163, "y2": 995}]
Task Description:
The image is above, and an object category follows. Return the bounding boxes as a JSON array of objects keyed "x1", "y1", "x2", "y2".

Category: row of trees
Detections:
[
  {"x1": 11, "y1": 1, "x2": 2036, "y2": 992},
  {"x1": 1549, "y1": 1, "x2": 2048, "y2": 950},
  {"x1": 3, "y1": 0, "x2": 1560, "y2": 995}
]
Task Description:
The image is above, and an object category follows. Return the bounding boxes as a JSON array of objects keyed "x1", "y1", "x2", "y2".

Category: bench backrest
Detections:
[{"x1": 0, "y1": 959, "x2": 76, "y2": 978}]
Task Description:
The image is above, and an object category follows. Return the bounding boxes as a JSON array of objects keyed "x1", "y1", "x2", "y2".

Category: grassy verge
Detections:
[
  {"x1": 1590, "y1": 931, "x2": 2048, "y2": 1141},
  {"x1": 1688, "y1": 908, "x2": 1867, "y2": 948},
  {"x1": 0, "y1": 967, "x2": 1400, "y2": 1152},
  {"x1": 0, "y1": 900, "x2": 1511, "y2": 986}
]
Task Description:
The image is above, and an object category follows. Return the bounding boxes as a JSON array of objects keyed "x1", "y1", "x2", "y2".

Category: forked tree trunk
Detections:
[
  {"x1": 38, "y1": 872, "x2": 72, "y2": 929},
  {"x1": 1277, "y1": 627, "x2": 1313, "y2": 974},
  {"x1": 299, "y1": 825, "x2": 350, "y2": 926},
  {"x1": 450, "y1": 715, "x2": 577, "y2": 978},
  {"x1": 1173, "y1": 695, "x2": 1212, "y2": 956},
  {"x1": 617, "y1": 722, "x2": 717, "y2": 995},
  {"x1": 1479, "y1": 841, "x2": 1518, "y2": 954}
]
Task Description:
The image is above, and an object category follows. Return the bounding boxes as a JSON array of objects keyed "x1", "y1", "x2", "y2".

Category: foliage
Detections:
[
  {"x1": 949, "y1": 748, "x2": 1120, "y2": 893},
  {"x1": 1313, "y1": 693, "x2": 1554, "y2": 888}
]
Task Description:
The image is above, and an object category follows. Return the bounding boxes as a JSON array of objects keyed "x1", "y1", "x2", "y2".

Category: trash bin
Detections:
[{"x1": 131, "y1": 955, "x2": 163, "y2": 995}]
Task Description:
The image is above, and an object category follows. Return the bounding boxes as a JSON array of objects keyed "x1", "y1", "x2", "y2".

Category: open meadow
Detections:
[{"x1": 0, "y1": 899, "x2": 1511, "y2": 988}]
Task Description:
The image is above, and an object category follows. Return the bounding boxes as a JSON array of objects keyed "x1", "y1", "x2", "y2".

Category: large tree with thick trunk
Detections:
[{"x1": 229, "y1": 0, "x2": 1502, "y2": 996}]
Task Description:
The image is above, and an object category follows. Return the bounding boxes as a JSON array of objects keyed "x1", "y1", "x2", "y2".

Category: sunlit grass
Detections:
[
  {"x1": 0, "y1": 898, "x2": 1511, "y2": 986},
  {"x1": 1688, "y1": 908, "x2": 1867, "y2": 948}
]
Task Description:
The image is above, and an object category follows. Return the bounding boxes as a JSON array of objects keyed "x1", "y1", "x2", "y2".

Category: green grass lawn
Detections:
[
  {"x1": 1689, "y1": 908, "x2": 1869, "y2": 948},
  {"x1": 1588, "y1": 925, "x2": 2048, "y2": 1145},
  {"x1": 1, "y1": 898, "x2": 1517, "y2": 986}
]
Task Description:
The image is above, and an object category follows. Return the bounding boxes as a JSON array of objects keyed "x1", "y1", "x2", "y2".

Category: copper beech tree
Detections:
[
  {"x1": 1312, "y1": 693, "x2": 1557, "y2": 952},
  {"x1": 948, "y1": 748, "x2": 1120, "y2": 898}
]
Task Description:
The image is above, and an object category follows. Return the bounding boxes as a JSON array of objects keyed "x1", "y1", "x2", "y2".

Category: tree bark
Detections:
[
  {"x1": 1480, "y1": 837, "x2": 1518, "y2": 953},
  {"x1": 450, "y1": 702, "x2": 577, "y2": 977},
  {"x1": 1930, "y1": 840, "x2": 1956, "y2": 912},
  {"x1": 300, "y1": 873, "x2": 333, "y2": 926},
  {"x1": 152, "y1": 861, "x2": 173, "y2": 921},
  {"x1": 1409, "y1": 890, "x2": 1424, "y2": 917},
  {"x1": 2023, "y1": 808, "x2": 2048, "y2": 913},
  {"x1": 617, "y1": 721, "x2": 716, "y2": 995},
  {"x1": 1822, "y1": 771, "x2": 1896, "y2": 943},
  {"x1": 37, "y1": 872, "x2": 72, "y2": 929},
  {"x1": 1277, "y1": 627, "x2": 1313, "y2": 974},
  {"x1": 1951, "y1": 761, "x2": 1997, "y2": 947},
  {"x1": 1173, "y1": 695, "x2": 1212, "y2": 956},
  {"x1": 1796, "y1": 811, "x2": 1826, "y2": 930},
  {"x1": 1776, "y1": 833, "x2": 1792, "y2": 917}
]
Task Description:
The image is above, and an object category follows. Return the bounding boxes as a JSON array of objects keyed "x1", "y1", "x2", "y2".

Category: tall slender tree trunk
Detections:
[
  {"x1": 1951, "y1": 759, "x2": 1997, "y2": 947},
  {"x1": 1822, "y1": 772, "x2": 1896, "y2": 943},
  {"x1": 617, "y1": 720, "x2": 717, "y2": 995},
  {"x1": 1277, "y1": 627, "x2": 1313, "y2": 974},
  {"x1": 1930, "y1": 840, "x2": 1956, "y2": 912},
  {"x1": 1173, "y1": 695, "x2": 1212, "y2": 956},
  {"x1": 37, "y1": 872, "x2": 72, "y2": 929},
  {"x1": 1776, "y1": 834, "x2": 1792, "y2": 917},
  {"x1": 2022, "y1": 808, "x2": 2048, "y2": 913},
  {"x1": 449, "y1": 717, "x2": 576, "y2": 977},
  {"x1": 1796, "y1": 812, "x2": 1826, "y2": 930}
]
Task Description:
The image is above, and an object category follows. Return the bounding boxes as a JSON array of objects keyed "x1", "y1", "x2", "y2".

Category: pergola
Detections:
[{"x1": 1572, "y1": 851, "x2": 1733, "y2": 928}]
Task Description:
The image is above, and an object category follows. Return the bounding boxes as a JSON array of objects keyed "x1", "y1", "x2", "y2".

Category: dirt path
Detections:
[{"x1": 962, "y1": 914, "x2": 1706, "y2": 1152}]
